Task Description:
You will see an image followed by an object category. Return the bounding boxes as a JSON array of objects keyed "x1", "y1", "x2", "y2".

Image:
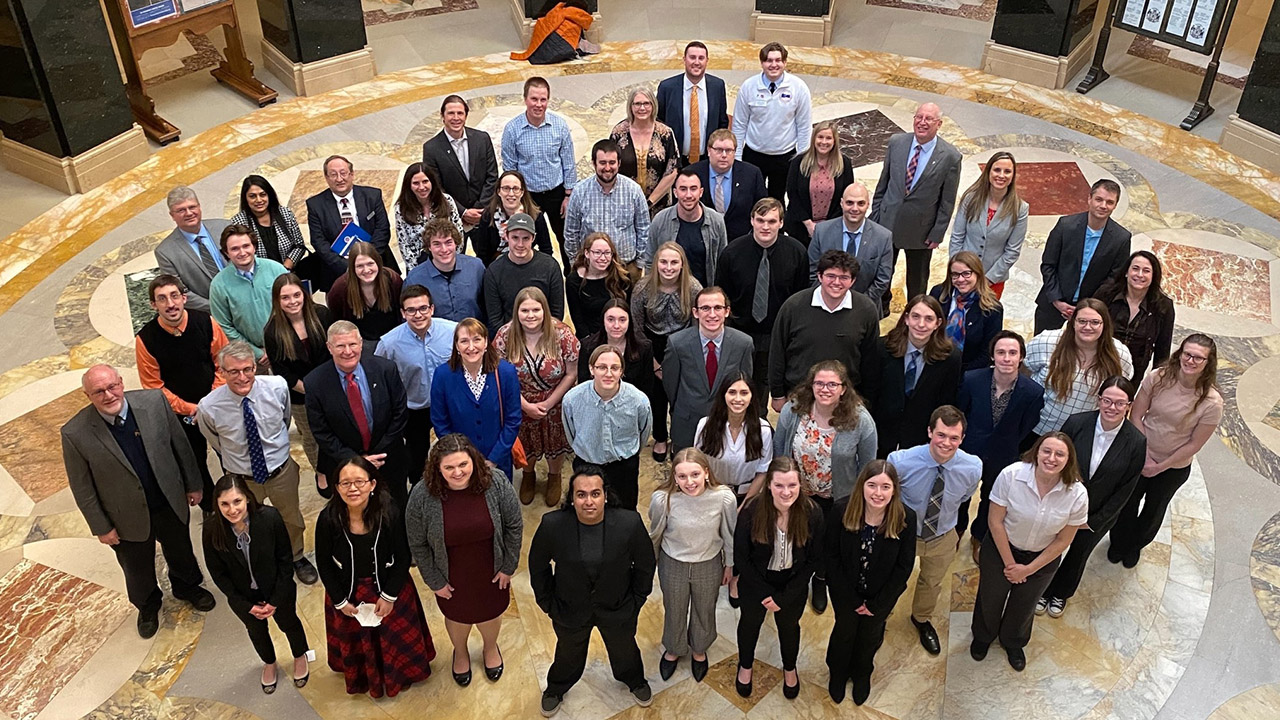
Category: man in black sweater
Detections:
[
  {"x1": 482, "y1": 212, "x2": 565, "y2": 333},
  {"x1": 769, "y1": 250, "x2": 882, "y2": 410}
]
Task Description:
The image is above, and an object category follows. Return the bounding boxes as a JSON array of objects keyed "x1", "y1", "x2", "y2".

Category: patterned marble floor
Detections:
[{"x1": 2, "y1": 41, "x2": 1280, "y2": 719}]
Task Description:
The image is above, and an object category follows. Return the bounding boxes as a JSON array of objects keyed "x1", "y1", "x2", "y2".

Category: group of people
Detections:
[{"x1": 60, "y1": 38, "x2": 1223, "y2": 715}]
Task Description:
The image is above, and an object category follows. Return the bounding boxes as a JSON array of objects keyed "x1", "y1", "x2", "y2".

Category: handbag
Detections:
[{"x1": 494, "y1": 366, "x2": 529, "y2": 469}]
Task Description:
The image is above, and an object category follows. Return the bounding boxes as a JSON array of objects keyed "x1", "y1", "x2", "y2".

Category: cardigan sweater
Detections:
[
  {"x1": 404, "y1": 468, "x2": 523, "y2": 591},
  {"x1": 774, "y1": 400, "x2": 878, "y2": 501},
  {"x1": 314, "y1": 502, "x2": 412, "y2": 608}
]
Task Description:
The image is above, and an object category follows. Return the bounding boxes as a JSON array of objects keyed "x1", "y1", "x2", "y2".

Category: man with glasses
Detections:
[
  {"x1": 769, "y1": 250, "x2": 881, "y2": 411},
  {"x1": 563, "y1": 138, "x2": 650, "y2": 279},
  {"x1": 688, "y1": 129, "x2": 766, "y2": 241},
  {"x1": 404, "y1": 219, "x2": 485, "y2": 322},
  {"x1": 661, "y1": 286, "x2": 754, "y2": 451},
  {"x1": 197, "y1": 342, "x2": 318, "y2": 585},
  {"x1": 808, "y1": 183, "x2": 894, "y2": 305},
  {"x1": 375, "y1": 285, "x2": 457, "y2": 482},
  {"x1": 63, "y1": 364, "x2": 216, "y2": 639},
  {"x1": 1034, "y1": 179, "x2": 1131, "y2": 334},
  {"x1": 305, "y1": 154, "x2": 396, "y2": 289},
  {"x1": 155, "y1": 186, "x2": 231, "y2": 312},
  {"x1": 646, "y1": 168, "x2": 727, "y2": 286}
]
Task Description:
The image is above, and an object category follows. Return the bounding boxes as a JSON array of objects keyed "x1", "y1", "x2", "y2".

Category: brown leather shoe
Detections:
[
  {"x1": 544, "y1": 472, "x2": 562, "y2": 507},
  {"x1": 520, "y1": 469, "x2": 537, "y2": 505}
]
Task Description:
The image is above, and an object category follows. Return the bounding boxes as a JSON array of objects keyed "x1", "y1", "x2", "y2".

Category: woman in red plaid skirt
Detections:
[{"x1": 315, "y1": 456, "x2": 436, "y2": 697}]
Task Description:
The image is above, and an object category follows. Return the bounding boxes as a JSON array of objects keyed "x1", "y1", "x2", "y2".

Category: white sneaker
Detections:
[
  {"x1": 1046, "y1": 597, "x2": 1066, "y2": 618},
  {"x1": 1034, "y1": 597, "x2": 1048, "y2": 616}
]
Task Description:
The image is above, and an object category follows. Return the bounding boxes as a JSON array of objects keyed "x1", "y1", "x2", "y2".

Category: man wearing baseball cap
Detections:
[{"x1": 482, "y1": 212, "x2": 566, "y2": 332}]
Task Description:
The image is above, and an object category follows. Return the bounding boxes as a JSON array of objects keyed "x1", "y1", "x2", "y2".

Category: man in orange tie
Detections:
[{"x1": 656, "y1": 41, "x2": 729, "y2": 167}]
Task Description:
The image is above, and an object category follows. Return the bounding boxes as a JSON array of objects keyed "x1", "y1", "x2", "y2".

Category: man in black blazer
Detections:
[
  {"x1": 422, "y1": 94, "x2": 498, "y2": 247},
  {"x1": 529, "y1": 466, "x2": 656, "y2": 716},
  {"x1": 303, "y1": 320, "x2": 410, "y2": 509},
  {"x1": 655, "y1": 41, "x2": 729, "y2": 166},
  {"x1": 1035, "y1": 179, "x2": 1132, "y2": 334},
  {"x1": 688, "y1": 129, "x2": 768, "y2": 240},
  {"x1": 305, "y1": 155, "x2": 398, "y2": 289}
]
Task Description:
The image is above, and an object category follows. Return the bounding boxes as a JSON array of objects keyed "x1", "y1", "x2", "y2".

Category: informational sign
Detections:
[
  {"x1": 127, "y1": 0, "x2": 179, "y2": 27},
  {"x1": 1115, "y1": 0, "x2": 1228, "y2": 52}
]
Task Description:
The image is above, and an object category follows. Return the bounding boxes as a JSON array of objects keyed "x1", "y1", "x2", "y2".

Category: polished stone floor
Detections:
[{"x1": 2, "y1": 39, "x2": 1280, "y2": 720}]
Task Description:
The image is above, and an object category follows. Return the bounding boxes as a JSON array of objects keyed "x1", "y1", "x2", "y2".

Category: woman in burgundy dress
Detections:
[{"x1": 406, "y1": 434, "x2": 524, "y2": 686}]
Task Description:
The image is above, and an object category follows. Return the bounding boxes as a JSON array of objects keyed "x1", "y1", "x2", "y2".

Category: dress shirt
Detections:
[
  {"x1": 500, "y1": 111, "x2": 577, "y2": 192},
  {"x1": 810, "y1": 286, "x2": 852, "y2": 314},
  {"x1": 447, "y1": 131, "x2": 470, "y2": 181},
  {"x1": 906, "y1": 136, "x2": 937, "y2": 193},
  {"x1": 989, "y1": 461, "x2": 1089, "y2": 552},
  {"x1": 1026, "y1": 329, "x2": 1134, "y2": 434},
  {"x1": 682, "y1": 75, "x2": 709, "y2": 156},
  {"x1": 375, "y1": 319, "x2": 457, "y2": 410},
  {"x1": 1090, "y1": 417, "x2": 1122, "y2": 476},
  {"x1": 403, "y1": 255, "x2": 485, "y2": 323},
  {"x1": 889, "y1": 443, "x2": 982, "y2": 537},
  {"x1": 98, "y1": 397, "x2": 131, "y2": 426},
  {"x1": 561, "y1": 381, "x2": 653, "y2": 464},
  {"x1": 842, "y1": 219, "x2": 864, "y2": 255},
  {"x1": 709, "y1": 166, "x2": 733, "y2": 212},
  {"x1": 236, "y1": 267, "x2": 255, "y2": 282},
  {"x1": 197, "y1": 376, "x2": 293, "y2": 475},
  {"x1": 332, "y1": 191, "x2": 359, "y2": 226},
  {"x1": 904, "y1": 342, "x2": 925, "y2": 388},
  {"x1": 731, "y1": 72, "x2": 813, "y2": 158},
  {"x1": 335, "y1": 363, "x2": 374, "y2": 422},
  {"x1": 563, "y1": 174, "x2": 651, "y2": 265},
  {"x1": 1075, "y1": 226, "x2": 1104, "y2": 301},
  {"x1": 179, "y1": 225, "x2": 225, "y2": 270},
  {"x1": 694, "y1": 417, "x2": 774, "y2": 492},
  {"x1": 699, "y1": 330, "x2": 723, "y2": 363}
]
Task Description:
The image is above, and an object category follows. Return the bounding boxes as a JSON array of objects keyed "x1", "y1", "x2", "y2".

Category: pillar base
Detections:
[
  {"x1": 260, "y1": 41, "x2": 376, "y2": 96},
  {"x1": 980, "y1": 38, "x2": 1094, "y2": 89},
  {"x1": 1, "y1": 125, "x2": 149, "y2": 195},
  {"x1": 508, "y1": 0, "x2": 602, "y2": 46},
  {"x1": 749, "y1": 3, "x2": 836, "y2": 47},
  {"x1": 1221, "y1": 114, "x2": 1280, "y2": 175}
]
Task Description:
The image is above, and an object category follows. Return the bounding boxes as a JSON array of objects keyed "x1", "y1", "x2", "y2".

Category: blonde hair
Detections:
[
  {"x1": 798, "y1": 121, "x2": 845, "y2": 178},
  {"x1": 502, "y1": 286, "x2": 560, "y2": 362},
  {"x1": 625, "y1": 87, "x2": 658, "y2": 125},
  {"x1": 637, "y1": 242, "x2": 697, "y2": 319}
]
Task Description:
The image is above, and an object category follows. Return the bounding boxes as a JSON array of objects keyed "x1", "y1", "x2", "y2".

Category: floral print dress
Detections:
[{"x1": 493, "y1": 321, "x2": 580, "y2": 460}]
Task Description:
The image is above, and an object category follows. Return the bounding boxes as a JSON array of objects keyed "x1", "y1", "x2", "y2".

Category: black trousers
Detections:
[
  {"x1": 404, "y1": 407, "x2": 434, "y2": 485},
  {"x1": 180, "y1": 419, "x2": 215, "y2": 513},
  {"x1": 546, "y1": 616, "x2": 646, "y2": 697},
  {"x1": 959, "y1": 465, "x2": 1001, "y2": 542},
  {"x1": 644, "y1": 330, "x2": 669, "y2": 444},
  {"x1": 826, "y1": 611, "x2": 887, "y2": 682},
  {"x1": 885, "y1": 247, "x2": 934, "y2": 308},
  {"x1": 742, "y1": 146, "x2": 793, "y2": 201},
  {"x1": 1033, "y1": 302, "x2": 1071, "y2": 336},
  {"x1": 811, "y1": 495, "x2": 834, "y2": 582},
  {"x1": 1043, "y1": 526, "x2": 1105, "y2": 600},
  {"x1": 737, "y1": 569, "x2": 805, "y2": 670},
  {"x1": 1109, "y1": 465, "x2": 1192, "y2": 556},
  {"x1": 574, "y1": 454, "x2": 641, "y2": 511},
  {"x1": 529, "y1": 186, "x2": 568, "y2": 268},
  {"x1": 750, "y1": 347, "x2": 771, "y2": 415},
  {"x1": 971, "y1": 535, "x2": 1060, "y2": 649},
  {"x1": 231, "y1": 594, "x2": 310, "y2": 664},
  {"x1": 112, "y1": 505, "x2": 205, "y2": 611}
]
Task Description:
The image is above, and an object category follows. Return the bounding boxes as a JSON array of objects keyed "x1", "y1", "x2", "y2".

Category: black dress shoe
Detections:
[
  {"x1": 691, "y1": 656, "x2": 708, "y2": 682},
  {"x1": 1122, "y1": 548, "x2": 1141, "y2": 569},
  {"x1": 851, "y1": 674, "x2": 871, "y2": 705},
  {"x1": 810, "y1": 576, "x2": 828, "y2": 614},
  {"x1": 1106, "y1": 543, "x2": 1125, "y2": 564},
  {"x1": 735, "y1": 667, "x2": 752, "y2": 698},
  {"x1": 659, "y1": 654, "x2": 678, "y2": 681},
  {"x1": 782, "y1": 671, "x2": 799, "y2": 700},
  {"x1": 911, "y1": 617, "x2": 941, "y2": 655},
  {"x1": 828, "y1": 675, "x2": 846, "y2": 704},
  {"x1": 294, "y1": 558, "x2": 319, "y2": 585},
  {"x1": 181, "y1": 588, "x2": 216, "y2": 612},
  {"x1": 453, "y1": 650, "x2": 472, "y2": 686},
  {"x1": 315, "y1": 473, "x2": 333, "y2": 499},
  {"x1": 1006, "y1": 647, "x2": 1026, "y2": 671},
  {"x1": 137, "y1": 606, "x2": 160, "y2": 639},
  {"x1": 970, "y1": 639, "x2": 989, "y2": 661},
  {"x1": 484, "y1": 649, "x2": 504, "y2": 682}
]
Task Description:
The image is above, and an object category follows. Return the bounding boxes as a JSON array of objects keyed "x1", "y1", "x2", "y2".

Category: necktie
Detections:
[
  {"x1": 713, "y1": 175, "x2": 726, "y2": 214},
  {"x1": 340, "y1": 197, "x2": 353, "y2": 223},
  {"x1": 114, "y1": 415, "x2": 125, "y2": 429},
  {"x1": 241, "y1": 397, "x2": 270, "y2": 484},
  {"x1": 904, "y1": 349, "x2": 920, "y2": 396},
  {"x1": 768, "y1": 81, "x2": 777, "y2": 94},
  {"x1": 688, "y1": 86, "x2": 701, "y2": 164},
  {"x1": 752, "y1": 249, "x2": 771, "y2": 323},
  {"x1": 905, "y1": 145, "x2": 922, "y2": 193},
  {"x1": 922, "y1": 466, "x2": 946, "y2": 539},
  {"x1": 705, "y1": 340, "x2": 718, "y2": 388},
  {"x1": 193, "y1": 236, "x2": 220, "y2": 277},
  {"x1": 346, "y1": 372, "x2": 372, "y2": 451},
  {"x1": 845, "y1": 229, "x2": 861, "y2": 256}
]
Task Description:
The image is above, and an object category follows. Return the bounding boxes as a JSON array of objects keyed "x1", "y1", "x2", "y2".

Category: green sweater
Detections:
[{"x1": 209, "y1": 259, "x2": 288, "y2": 357}]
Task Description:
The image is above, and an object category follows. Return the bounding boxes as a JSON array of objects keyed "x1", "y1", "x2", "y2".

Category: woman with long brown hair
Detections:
[
  {"x1": 871, "y1": 294, "x2": 963, "y2": 456},
  {"x1": 784, "y1": 121, "x2": 854, "y2": 244},
  {"x1": 1093, "y1": 249, "x2": 1175, "y2": 383},
  {"x1": 327, "y1": 241, "x2": 404, "y2": 341},
  {"x1": 474, "y1": 170, "x2": 554, "y2": 265},
  {"x1": 1026, "y1": 297, "x2": 1133, "y2": 435},
  {"x1": 577, "y1": 299, "x2": 656, "y2": 395},
  {"x1": 395, "y1": 162, "x2": 463, "y2": 270},
  {"x1": 948, "y1": 150, "x2": 1027, "y2": 297},
  {"x1": 928, "y1": 251, "x2": 1004, "y2": 371},
  {"x1": 566, "y1": 232, "x2": 633, "y2": 340}
]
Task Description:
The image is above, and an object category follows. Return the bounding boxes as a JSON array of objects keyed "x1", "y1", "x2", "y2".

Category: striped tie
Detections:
[
  {"x1": 905, "y1": 144, "x2": 922, "y2": 193},
  {"x1": 922, "y1": 466, "x2": 946, "y2": 539}
]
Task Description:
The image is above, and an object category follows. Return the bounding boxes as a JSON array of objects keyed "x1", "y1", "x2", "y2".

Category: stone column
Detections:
[
  {"x1": 0, "y1": 0, "x2": 149, "y2": 193},
  {"x1": 981, "y1": 0, "x2": 1102, "y2": 89},
  {"x1": 257, "y1": 0, "x2": 376, "y2": 96},
  {"x1": 750, "y1": 0, "x2": 836, "y2": 47},
  {"x1": 509, "y1": 0, "x2": 601, "y2": 46},
  {"x1": 1221, "y1": 2, "x2": 1280, "y2": 174}
]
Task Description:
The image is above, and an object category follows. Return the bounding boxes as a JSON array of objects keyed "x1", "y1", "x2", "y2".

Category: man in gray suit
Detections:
[
  {"x1": 154, "y1": 187, "x2": 231, "y2": 313},
  {"x1": 62, "y1": 365, "x2": 215, "y2": 639},
  {"x1": 808, "y1": 183, "x2": 894, "y2": 304},
  {"x1": 661, "y1": 286, "x2": 754, "y2": 451},
  {"x1": 871, "y1": 103, "x2": 962, "y2": 311}
]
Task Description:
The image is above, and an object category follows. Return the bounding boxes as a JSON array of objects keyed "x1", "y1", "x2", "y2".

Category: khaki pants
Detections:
[
  {"x1": 289, "y1": 403, "x2": 319, "y2": 472},
  {"x1": 912, "y1": 528, "x2": 958, "y2": 622},
  {"x1": 234, "y1": 458, "x2": 306, "y2": 560}
]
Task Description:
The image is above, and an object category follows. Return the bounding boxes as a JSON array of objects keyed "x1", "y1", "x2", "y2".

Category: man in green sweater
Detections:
[{"x1": 209, "y1": 225, "x2": 288, "y2": 370}]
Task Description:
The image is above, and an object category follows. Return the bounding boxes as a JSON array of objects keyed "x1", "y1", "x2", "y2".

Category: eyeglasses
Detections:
[
  {"x1": 223, "y1": 367, "x2": 256, "y2": 377},
  {"x1": 708, "y1": 146, "x2": 735, "y2": 155},
  {"x1": 812, "y1": 381, "x2": 844, "y2": 391},
  {"x1": 593, "y1": 364, "x2": 622, "y2": 373},
  {"x1": 326, "y1": 170, "x2": 352, "y2": 180},
  {"x1": 90, "y1": 381, "x2": 124, "y2": 398},
  {"x1": 1182, "y1": 353, "x2": 1209, "y2": 364},
  {"x1": 1075, "y1": 319, "x2": 1104, "y2": 328},
  {"x1": 337, "y1": 479, "x2": 371, "y2": 490},
  {"x1": 820, "y1": 273, "x2": 852, "y2": 283},
  {"x1": 631, "y1": 101, "x2": 653, "y2": 107},
  {"x1": 498, "y1": 186, "x2": 523, "y2": 194},
  {"x1": 587, "y1": 249, "x2": 613, "y2": 258},
  {"x1": 949, "y1": 270, "x2": 975, "y2": 281},
  {"x1": 1098, "y1": 397, "x2": 1130, "y2": 409},
  {"x1": 403, "y1": 305, "x2": 432, "y2": 315},
  {"x1": 696, "y1": 304, "x2": 727, "y2": 313}
]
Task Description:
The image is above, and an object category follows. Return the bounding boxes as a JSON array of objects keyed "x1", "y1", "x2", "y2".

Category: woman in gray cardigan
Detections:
[{"x1": 406, "y1": 434, "x2": 523, "y2": 687}]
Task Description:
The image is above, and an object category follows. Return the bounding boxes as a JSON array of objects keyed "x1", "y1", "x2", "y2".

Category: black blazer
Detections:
[
  {"x1": 733, "y1": 497, "x2": 824, "y2": 607},
  {"x1": 314, "y1": 502, "x2": 413, "y2": 605},
  {"x1": 472, "y1": 209, "x2": 555, "y2": 265},
  {"x1": 422, "y1": 127, "x2": 499, "y2": 213},
  {"x1": 528, "y1": 508, "x2": 656, "y2": 628},
  {"x1": 1036, "y1": 213, "x2": 1130, "y2": 322},
  {"x1": 928, "y1": 283, "x2": 1005, "y2": 371},
  {"x1": 957, "y1": 369, "x2": 1045, "y2": 483},
  {"x1": 203, "y1": 505, "x2": 297, "y2": 616},
  {"x1": 783, "y1": 153, "x2": 855, "y2": 244},
  {"x1": 655, "y1": 72, "x2": 730, "y2": 163},
  {"x1": 870, "y1": 341, "x2": 963, "y2": 457},
  {"x1": 1061, "y1": 411, "x2": 1146, "y2": 533},
  {"x1": 688, "y1": 159, "x2": 768, "y2": 241},
  {"x1": 825, "y1": 502, "x2": 917, "y2": 617},
  {"x1": 263, "y1": 305, "x2": 333, "y2": 405},
  {"x1": 303, "y1": 356, "x2": 409, "y2": 486},
  {"x1": 305, "y1": 185, "x2": 399, "y2": 285}
]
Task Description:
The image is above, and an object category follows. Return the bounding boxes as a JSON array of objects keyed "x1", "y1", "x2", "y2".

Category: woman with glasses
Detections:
[
  {"x1": 1026, "y1": 298, "x2": 1133, "y2": 437},
  {"x1": 566, "y1": 232, "x2": 633, "y2": 340},
  {"x1": 230, "y1": 174, "x2": 308, "y2": 271},
  {"x1": 611, "y1": 87, "x2": 680, "y2": 215},
  {"x1": 948, "y1": 151, "x2": 1027, "y2": 298},
  {"x1": 327, "y1": 241, "x2": 404, "y2": 341},
  {"x1": 394, "y1": 162, "x2": 464, "y2": 271},
  {"x1": 870, "y1": 295, "x2": 962, "y2": 457},
  {"x1": 473, "y1": 170, "x2": 553, "y2": 265},
  {"x1": 928, "y1": 251, "x2": 1004, "y2": 371},
  {"x1": 1108, "y1": 334, "x2": 1221, "y2": 568},
  {"x1": 1093, "y1": 250, "x2": 1175, "y2": 383},
  {"x1": 783, "y1": 121, "x2": 854, "y2": 245}
]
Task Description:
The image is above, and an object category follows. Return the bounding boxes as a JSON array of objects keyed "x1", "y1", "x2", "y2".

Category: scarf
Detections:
[{"x1": 947, "y1": 288, "x2": 975, "y2": 348}]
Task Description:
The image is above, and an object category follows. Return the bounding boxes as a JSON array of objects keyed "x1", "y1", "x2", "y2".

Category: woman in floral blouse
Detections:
[
  {"x1": 395, "y1": 162, "x2": 463, "y2": 271},
  {"x1": 611, "y1": 86, "x2": 680, "y2": 216}
]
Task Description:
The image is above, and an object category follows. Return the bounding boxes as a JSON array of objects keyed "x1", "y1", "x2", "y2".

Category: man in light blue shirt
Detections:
[
  {"x1": 563, "y1": 138, "x2": 651, "y2": 273},
  {"x1": 375, "y1": 285, "x2": 457, "y2": 480},
  {"x1": 888, "y1": 405, "x2": 982, "y2": 656},
  {"x1": 501, "y1": 76, "x2": 577, "y2": 264},
  {"x1": 403, "y1": 219, "x2": 484, "y2": 322},
  {"x1": 562, "y1": 345, "x2": 652, "y2": 511}
]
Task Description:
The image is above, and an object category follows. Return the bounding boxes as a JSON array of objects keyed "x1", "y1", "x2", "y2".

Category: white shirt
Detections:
[
  {"x1": 448, "y1": 131, "x2": 470, "y2": 181},
  {"x1": 682, "y1": 75, "x2": 709, "y2": 155},
  {"x1": 1090, "y1": 417, "x2": 1122, "y2": 476},
  {"x1": 694, "y1": 417, "x2": 774, "y2": 492},
  {"x1": 332, "y1": 190, "x2": 359, "y2": 227},
  {"x1": 810, "y1": 286, "x2": 852, "y2": 314},
  {"x1": 731, "y1": 72, "x2": 813, "y2": 158},
  {"x1": 989, "y1": 462, "x2": 1089, "y2": 553}
]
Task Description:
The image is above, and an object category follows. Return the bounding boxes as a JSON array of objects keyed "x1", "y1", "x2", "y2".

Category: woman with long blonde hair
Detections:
[
  {"x1": 784, "y1": 120, "x2": 854, "y2": 244},
  {"x1": 611, "y1": 86, "x2": 680, "y2": 214}
]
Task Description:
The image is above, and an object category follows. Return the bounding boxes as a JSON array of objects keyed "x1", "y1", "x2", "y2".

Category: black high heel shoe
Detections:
[
  {"x1": 484, "y1": 648, "x2": 504, "y2": 682},
  {"x1": 315, "y1": 473, "x2": 333, "y2": 499}
]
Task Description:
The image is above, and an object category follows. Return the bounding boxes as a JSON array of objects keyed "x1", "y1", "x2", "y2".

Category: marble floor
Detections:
[{"x1": 3, "y1": 40, "x2": 1280, "y2": 720}]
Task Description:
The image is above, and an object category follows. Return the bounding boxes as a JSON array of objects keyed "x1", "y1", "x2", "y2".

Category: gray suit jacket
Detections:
[
  {"x1": 661, "y1": 325, "x2": 754, "y2": 450},
  {"x1": 62, "y1": 389, "x2": 202, "y2": 542},
  {"x1": 154, "y1": 219, "x2": 232, "y2": 312},
  {"x1": 871, "y1": 134, "x2": 962, "y2": 250},
  {"x1": 808, "y1": 217, "x2": 894, "y2": 300},
  {"x1": 948, "y1": 197, "x2": 1029, "y2": 285}
]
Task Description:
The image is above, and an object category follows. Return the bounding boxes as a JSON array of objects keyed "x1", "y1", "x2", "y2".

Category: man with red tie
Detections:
[{"x1": 304, "y1": 320, "x2": 410, "y2": 508}]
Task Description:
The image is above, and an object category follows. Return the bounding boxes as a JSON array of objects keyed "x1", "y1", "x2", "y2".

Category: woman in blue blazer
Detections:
[
  {"x1": 929, "y1": 251, "x2": 1004, "y2": 372},
  {"x1": 430, "y1": 317, "x2": 523, "y2": 480},
  {"x1": 954, "y1": 330, "x2": 1045, "y2": 558}
]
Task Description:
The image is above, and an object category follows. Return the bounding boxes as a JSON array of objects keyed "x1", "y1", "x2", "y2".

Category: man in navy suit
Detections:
[
  {"x1": 655, "y1": 41, "x2": 729, "y2": 167},
  {"x1": 687, "y1": 129, "x2": 767, "y2": 241},
  {"x1": 305, "y1": 155, "x2": 398, "y2": 289}
]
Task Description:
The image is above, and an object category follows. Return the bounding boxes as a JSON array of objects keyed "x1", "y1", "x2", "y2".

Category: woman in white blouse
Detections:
[
  {"x1": 971, "y1": 432, "x2": 1088, "y2": 672},
  {"x1": 648, "y1": 448, "x2": 737, "y2": 684}
]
